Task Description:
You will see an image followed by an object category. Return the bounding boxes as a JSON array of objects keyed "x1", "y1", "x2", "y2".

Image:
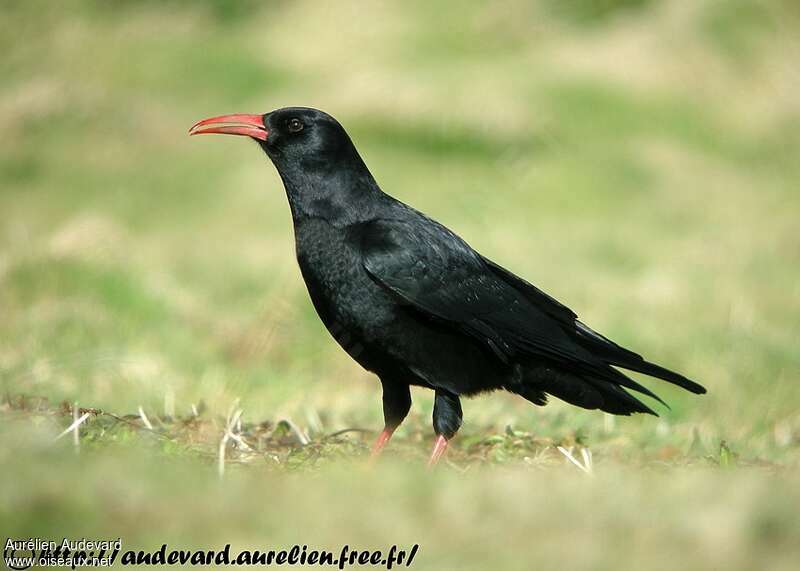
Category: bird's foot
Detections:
[
  {"x1": 427, "y1": 435, "x2": 449, "y2": 467},
  {"x1": 369, "y1": 427, "x2": 396, "y2": 460}
]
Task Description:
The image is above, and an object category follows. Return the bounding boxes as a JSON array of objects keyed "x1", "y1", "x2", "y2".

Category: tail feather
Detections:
[
  {"x1": 600, "y1": 364, "x2": 669, "y2": 406},
  {"x1": 575, "y1": 321, "x2": 706, "y2": 395},
  {"x1": 583, "y1": 378, "x2": 658, "y2": 416},
  {"x1": 539, "y1": 372, "x2": 657, "y2": 416},
  {"x1": 511, "y1": 365, "x2": 658, "y2": 416}
]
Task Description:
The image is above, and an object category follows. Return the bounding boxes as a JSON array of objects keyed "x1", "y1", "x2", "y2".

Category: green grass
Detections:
[{"x1": 2, "y1": 0, "x2": 800, "y2": 569}]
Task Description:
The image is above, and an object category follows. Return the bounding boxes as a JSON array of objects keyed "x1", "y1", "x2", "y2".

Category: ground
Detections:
[{"x1": 1, "y1": 1, "x2": 799, "y2": 569}]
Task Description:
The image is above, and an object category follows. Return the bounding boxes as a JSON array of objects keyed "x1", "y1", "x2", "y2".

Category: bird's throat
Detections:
[{"x1": 277, "y1": 165, "x2": 383, "y2": 226}]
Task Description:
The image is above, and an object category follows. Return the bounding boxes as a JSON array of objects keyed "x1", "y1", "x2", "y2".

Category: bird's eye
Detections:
[{"x1": 287, "y1": 118, "x2": 304, "y2": 133}]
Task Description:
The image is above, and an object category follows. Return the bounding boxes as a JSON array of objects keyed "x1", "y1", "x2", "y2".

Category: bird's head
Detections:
[
  {"x1": 190, "y1": 107, "x2": 377, "y2": 221},
  {"x1": 190, "y1": 107, "x2": 362, "y2": 173}
]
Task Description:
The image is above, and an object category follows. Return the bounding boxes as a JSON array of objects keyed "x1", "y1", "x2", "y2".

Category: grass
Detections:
[{"x1": 1, "y1": 0, "x2": 799, "y2": 568}]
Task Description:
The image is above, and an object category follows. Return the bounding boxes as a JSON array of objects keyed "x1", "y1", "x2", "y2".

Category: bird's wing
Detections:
[
  {"x1": 479, "y1": 253, "x2": 701, "y2": 392},
  {"x1": 358, "y1": 217, "x2": 599, "y2": 368},
  {"x1": 358, "y1": 216, "x2": 700, "y2": 405},
  {"x1": 478, "y1": 254, "x2": 577, "y2": 326},
  {"x1": 482, "y1": 252, "x2": 705, "y2": 394}
]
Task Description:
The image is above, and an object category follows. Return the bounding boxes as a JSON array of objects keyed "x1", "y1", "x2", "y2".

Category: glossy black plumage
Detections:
[{"x1": 192, "y1": 106, "x2": 706, "y2": 453}]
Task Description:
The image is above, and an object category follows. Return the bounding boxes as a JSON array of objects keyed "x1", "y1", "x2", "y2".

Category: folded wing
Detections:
[{"x1": 359, "y1": 215, "x2": 704, "y2": 413}]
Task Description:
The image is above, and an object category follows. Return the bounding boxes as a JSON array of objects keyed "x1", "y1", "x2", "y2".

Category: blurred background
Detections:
[{"x1": 2, "y1": 1, "x2": 799, "y2": 569}]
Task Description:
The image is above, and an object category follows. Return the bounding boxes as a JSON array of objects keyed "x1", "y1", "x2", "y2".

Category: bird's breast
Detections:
[{"x1": 293, "y1": 218, "x2": 396, "y2": 347}]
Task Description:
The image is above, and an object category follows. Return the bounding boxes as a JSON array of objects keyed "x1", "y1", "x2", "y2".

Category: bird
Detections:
[{"x1": 189, "y1": 107, "x2": 706, "y2": 465}]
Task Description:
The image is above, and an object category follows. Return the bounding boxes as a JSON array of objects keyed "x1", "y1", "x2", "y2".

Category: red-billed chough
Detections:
[{"x1": 190, "y1": 107, "x2": 706, "y2": 465}]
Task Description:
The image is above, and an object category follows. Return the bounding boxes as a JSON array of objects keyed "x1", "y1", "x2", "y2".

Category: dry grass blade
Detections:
[
  {"x1": 557, "y1": 445, "x2": 594, "y2": 475},
  {"x1": 56, "y1": 409, "x2": 91, "y2": 443},
  {"x1": 219, "y1": 405, "x2": 247, "y2": 479},
  {"x1": 72, "y1": 402, "x2": 80, "y2": 450},
  {"x1": 138, "y1": 405, "x2": 153, "y2": 430}
]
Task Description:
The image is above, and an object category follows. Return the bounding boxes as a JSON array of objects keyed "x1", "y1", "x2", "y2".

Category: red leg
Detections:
[
  {"x1": 370, "y1": 427, "x2": 396, "y2": 459},
  {"x1": 427, "y1": 435, "x2": 449, "y2": 467}
]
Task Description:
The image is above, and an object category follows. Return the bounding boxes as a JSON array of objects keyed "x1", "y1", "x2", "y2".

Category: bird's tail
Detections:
[
  {"x1": 574, "y1": 321, "x2": 706, "y2": 395},
  {"x1": 509, "y1": 364, "x2": 660, "y2": 416},
  {"x1": 508, "y1": 321, "x2": 705, "y2": 416}
]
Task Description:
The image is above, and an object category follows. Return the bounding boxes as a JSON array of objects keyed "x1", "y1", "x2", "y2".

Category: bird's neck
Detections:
[{"x1": 277, "y1": 160, "x2": 384, "y2": 226}]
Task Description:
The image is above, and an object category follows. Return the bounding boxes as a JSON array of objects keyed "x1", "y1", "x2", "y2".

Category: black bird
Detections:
[{"x1": 190, "y1": 107, "x2": 706, "y2": 465}]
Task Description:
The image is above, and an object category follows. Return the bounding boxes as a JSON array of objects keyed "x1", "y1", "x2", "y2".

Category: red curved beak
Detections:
[{"x1": 189, "y1": 113, "x2": 268, "y2": 141}]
